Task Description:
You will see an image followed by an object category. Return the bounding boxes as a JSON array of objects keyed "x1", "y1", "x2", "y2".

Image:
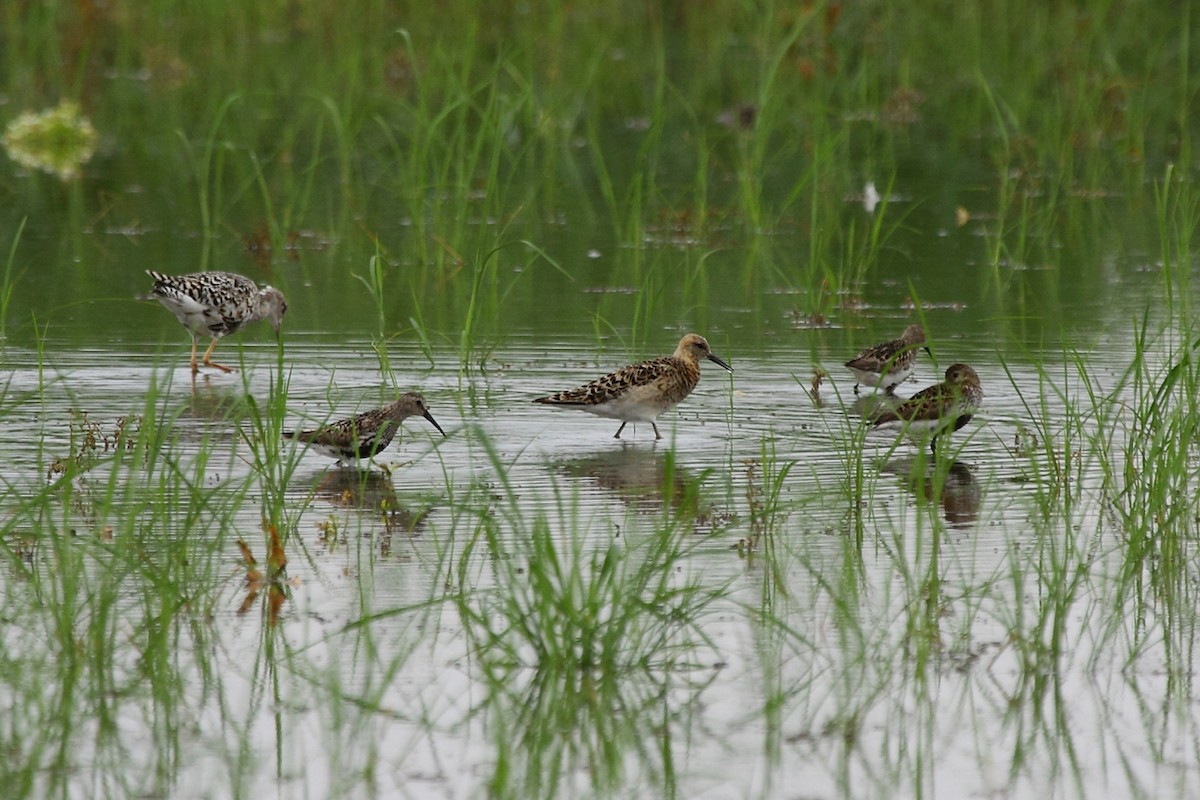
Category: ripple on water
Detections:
[{"x1": 5, "y1": 333, "x2": 1195, "y2": 798}]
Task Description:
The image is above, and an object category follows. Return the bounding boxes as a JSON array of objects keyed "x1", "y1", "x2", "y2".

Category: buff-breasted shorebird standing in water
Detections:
[
  {"x1": 144, "y1": 270, "x2": 287, "y2": 375},
  {"x1": 533, "y1": 333, "x2": 733, "y2": 440},
  {"x1": 844, "y1": 323, "x2": 930, "y2": 394},
  {"x1": 284, "y1": 392, "x2": 445, "y2": 466},
  {"x1": 872, "y1": 363, "x2": 982, "y2": 455}
]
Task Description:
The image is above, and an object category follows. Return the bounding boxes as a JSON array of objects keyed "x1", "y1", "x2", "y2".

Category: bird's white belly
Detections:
[
  {"x1": 308, "y1": 442, "x2": 351, "y2": 460},
  {"x1": 160, "y1": 296, "x2": 219, "y2": 336},
  {"x1": 848, "y1": 363, "x2": 912, "y2": 388},
  {"x1": 181, "y1": 310, "x2": 220, "y2": 335},
  {"x1": 581, "y1": 390, "x2": 665, "y2": 422},
  {"x1": 875, "y1": 415, "x2": 961, "y2": 443}
]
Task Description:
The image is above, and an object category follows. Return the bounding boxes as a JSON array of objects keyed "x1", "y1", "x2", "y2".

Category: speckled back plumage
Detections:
[
  {"x1": 845, "y1": 323, "x2": 928, "y2": 393},
  {"x1": 533, "y1": 333, "x2": 733, "y2": 439},
  {"x1": 284, "y1": 392, "x2": 445, "y2": 463},
  {"x1": 873, "y1": 363, "x2": 982, "y2": 434},
  {"x1": 146, "y1": 270, "x2": 287, "y2": 339},
  {"x1": 538, "y1": 354, "x2": 701, "y2": 410}
]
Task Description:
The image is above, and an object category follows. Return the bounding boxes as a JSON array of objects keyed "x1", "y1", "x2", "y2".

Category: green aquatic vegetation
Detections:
[
  {"x1": 739, "y1": 436, "x2": 801, "y2": 612},
  {"x1": 984, "y1": 528, "x2": 1094, "y2": 797},
  {"x1": 248, "y1": 95, "x2": 356, "y2": 256},
  {"x1": 1076, "y1": 171, "x2": 1200, "y2": 649},
  {"x1": 812, "y1": 385, "x2": 879, "y2": 549},
  {"x1": 456, "y1": 246, "x2": 509, "y2": 371},
  {"x1": 238, "y1": 352, "x2": 311, "y2": 542},
  {"x1": 186, "y1": 93, "x2": 240, "y2": 269},
  {"x1": 1108, "y1": 324, "x2": 1200, "y2": 611},
  {"x1": 998, "y1": 353, "x2": 1090, "y2": 518},
  {"x1": 450, "y1": 239, "x2": 571, "y2": 369},
  {"x1": 374, "y1": 39, "x2": 538, "y2": 279},
  {"x1": 480, "y1": 649, "x2": 712, "y2": 800},
  {"x1": 459, "y1": 475, "x2": 723, "y2": 676},
  {"x1": 452, "y1": 438, "x2": 727, "y2": 796},
  {"x1": 354, "y1": 248, "x2": 389, "y2": 335},
  {"x1": 1, "y1": 1, "x2": 1200, "y2": 797},
  {"x1": 726, "y1": 9, "x2": 820, "y2": 237},
  {"x1": 0, "y1": 377, "x2": 274, "y2": 798},
  {"x1": 1155, "y1": 165, "x2": 1200, "y2": 316},
  {"x1": 406, "y1": 310, "x2": 438, "y2": 369},
  {"x1": 770, "y1": 160, "x2": 904, "y2": 329},
  {"x1": 743, "y1": 437, "x2": 795, "y2": 539},
  {"x1": 4, "y1": 0, "x2": 1190, "y2": 341},
  {"x1": 0, "y1": 217, "x2": 25, "y2": 336}
]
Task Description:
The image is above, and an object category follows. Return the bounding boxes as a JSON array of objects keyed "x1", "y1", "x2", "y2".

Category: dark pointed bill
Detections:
[
  {"x1": 423, "y1": 411, "x2": 447, "y2": 436},
  {"x1": 707, "y1": 351, "x2": 734, "y2": 373}
]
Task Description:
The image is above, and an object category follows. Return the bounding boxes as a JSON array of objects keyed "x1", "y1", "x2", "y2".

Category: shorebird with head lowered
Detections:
[
  {"x1": 872, "y1": 363, "x2": 982, "y2": 455},
  {"x1": 144, "y1": 270, "x2": 287, "y2": 375},
  {"x1": 284, "y1": 392, "x2": 445, "y2": 466},
  {"x1": 845, "y1": 323, "x2": 930, "y2": 395},
  {"x1": 533, "y1": 333, "x2": 733, "y2": 440}
]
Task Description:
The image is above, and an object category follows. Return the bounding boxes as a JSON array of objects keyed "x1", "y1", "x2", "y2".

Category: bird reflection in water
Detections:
[
  {"x1": 183, "y1": 378, "x2": 248, "y2": 426},
  {"x1": 881, "y1": 458, "x2": 980, "y2": 529},
  {"x1": 939, "y1": 462, "x2": 980, "y2": 527},
  {"x1": 849, "y1": 391, "x2": 895, "y2": 425},
  {"x1": 553, "y1": 445, "x2": 727, "y2": 531},
  {"x1": 309, "y1": 467, "x2": 432, "y2": 540}
]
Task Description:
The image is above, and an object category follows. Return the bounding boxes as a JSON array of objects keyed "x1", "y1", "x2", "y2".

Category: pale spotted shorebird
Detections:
[
  {"x1": 533, "y1": 333, "x2": 733, "y2": 440},
  {"x1": 145, "y1": 270, "x2": 287, "y2": 375},
  {"x1": 845, "y1": 323, "x2": 930, "y2": 394},
  {"x1": 872, "y1": 363, "x2": 982, "y2": 455},
  {"x1": 284, "y1": 392, "x2": 445, "y2": 465}
]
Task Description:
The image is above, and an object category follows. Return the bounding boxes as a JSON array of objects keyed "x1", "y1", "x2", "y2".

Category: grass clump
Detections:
[{"x1": 453, "y1": 439, "x2": 726, "y2": 797}]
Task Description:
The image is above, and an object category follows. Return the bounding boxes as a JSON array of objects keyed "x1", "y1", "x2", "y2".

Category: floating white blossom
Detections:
[{"x1": 3, "y1": 101, "x2": 97, "y2": 181}]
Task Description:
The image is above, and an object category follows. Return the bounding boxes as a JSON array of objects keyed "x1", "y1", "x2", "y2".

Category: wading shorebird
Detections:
[
  {"x1": 533, "y1": 333, "x2": 733, "y2": 440},
  {"x1": 284, "y1": 392, "x2": 445, "y2": 465},
  {"x1": 845, "y1": 323, "x2": 931, "y2": 394},
  {"x1": 872, "y1": 363, "x2": 982, "y2": 455},
  {"x1": 145, "y1": 270, "x2": 287, "y2": 375}
]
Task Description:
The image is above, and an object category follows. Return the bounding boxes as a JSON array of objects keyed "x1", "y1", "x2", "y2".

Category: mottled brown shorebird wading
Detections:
[
  {"x1": 872, "y1": 363, "x2": 983, "y2": 455},
  {"x1": 845, "y1": 323, "x2": 930, "y2": 395},
  {"x1": 284, "y1": 392, "x2": 445, "y2": 465},
  {"x1": 145, "y1": 270, "x2": 287, "y2": 374},
  {"x1": 533, "y1": 333, "x2": 733, "y2": 440}
]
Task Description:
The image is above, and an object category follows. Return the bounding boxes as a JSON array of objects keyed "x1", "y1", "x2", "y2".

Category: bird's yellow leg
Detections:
[{"x1": 201, "y1": 338, "x2": 235, "y2": 373}]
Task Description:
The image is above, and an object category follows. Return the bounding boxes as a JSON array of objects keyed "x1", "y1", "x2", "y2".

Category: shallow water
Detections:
[{"x1": 5, "y1": 320, "x2": 1196, "y2": 798}]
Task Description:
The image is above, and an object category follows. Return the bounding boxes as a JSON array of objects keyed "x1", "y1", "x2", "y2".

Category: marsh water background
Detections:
[{"x1": 3, "y1": 3, "x2": 1200, "y2": 799}]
